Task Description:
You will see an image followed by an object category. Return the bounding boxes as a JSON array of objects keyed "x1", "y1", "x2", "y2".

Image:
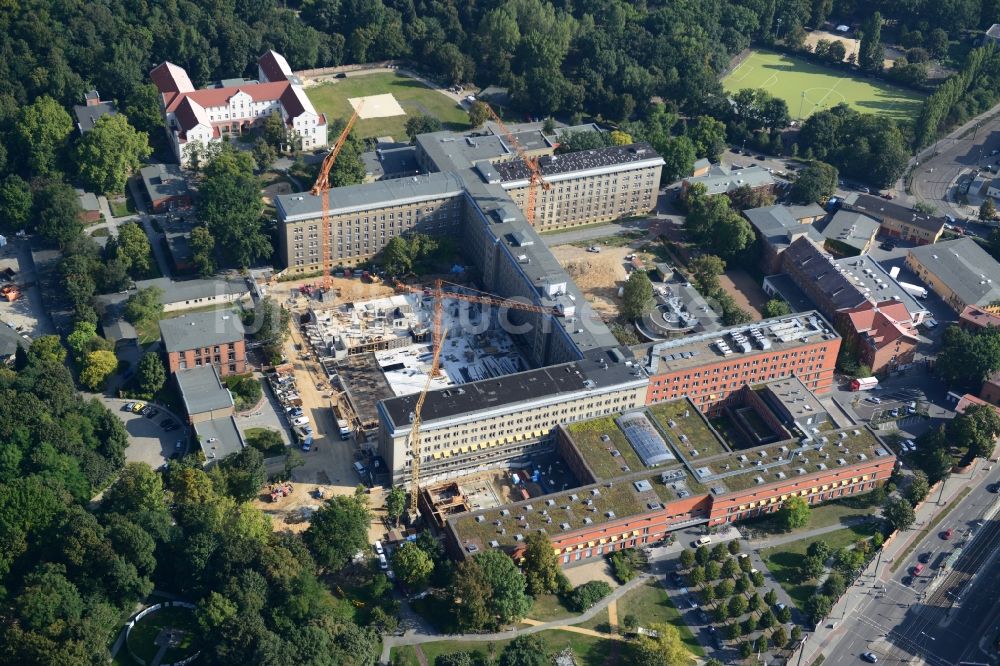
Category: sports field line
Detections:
[
  {"x1": 728, "y1": 62, "x2": 754, "y2": 83},
  {"x1": 812, "y1": 77, "x2": 845, "y2": 114}
]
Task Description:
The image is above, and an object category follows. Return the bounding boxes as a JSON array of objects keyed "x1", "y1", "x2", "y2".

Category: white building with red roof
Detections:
[{"x1": 150, "y1": 51, "x2": 327, "y2": 165}]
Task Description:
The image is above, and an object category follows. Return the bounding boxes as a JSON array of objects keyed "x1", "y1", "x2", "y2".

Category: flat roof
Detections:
[
  {"x1": 834, "y1": 255, "x2": 927, "y2": 320},
  {"x1": 685, "y1": 165, "x2": 775, "y2": 195},
  {"x1": 643, "y1": 311, "x2": 838, "y2": 375},
  {"x1": 760, "y1": 376, "x2": 827, "y2": 422},
  {"x1": 744, "y1": 205, "x2": 824, "y2": 249},
  {"x1": 159, "y1": 310, "x2": 244, "y2": 352},
  {"x1": 0, "y1": 323, "x2": 27, "y2": 357},
  {"x1": 819, "y1": 210, "x2": 880, "y2": 251},
  {"x1": 908, "y1": 238, "x2": 1000, "y2": 307},
  {"x1": 415, "y1": 131, "x2": 511, "y2": 171},
  {"x1": 140, "y1": 163, "x2": 189, "y2": 200},
  {"x1": 496, "y1": 143, "x2": 663, "y2": 184},
  {"x1": 275, "y1": 171, "x2": 466, "y2": 222},
  {"x1": 196, "y1": 416, "x2": 245, "y2": 462},
  {"x1": 379, "y1": 349, "x2": 647, "y2": 433},
  {"x1": 176, "y1": 366, "x2": 234, "y2": 415}
]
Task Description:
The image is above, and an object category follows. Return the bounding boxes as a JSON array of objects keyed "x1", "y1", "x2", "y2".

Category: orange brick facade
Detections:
[
  {"x1": 498, "y1": 456, "x2": 894, "y2": 567},
  {"x1": 166, "y1": 340, "x2": 246, "y2": 377},
  {"x1": 645, "y1": 338, "x2": 840, "y2": 414}
]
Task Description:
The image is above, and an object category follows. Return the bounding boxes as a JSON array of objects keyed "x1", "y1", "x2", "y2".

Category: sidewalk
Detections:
[
  {"x1": 795, "y1": 469, "x2": 981, "y2": 665},
  {"x1": 378, "y1": 573, "x2": 651, "y2": 664}
]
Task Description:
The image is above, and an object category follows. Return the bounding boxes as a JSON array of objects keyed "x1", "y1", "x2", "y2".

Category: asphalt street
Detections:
[{"x1": 822, "y1": 463, "x2": 1000, "y2": 666}]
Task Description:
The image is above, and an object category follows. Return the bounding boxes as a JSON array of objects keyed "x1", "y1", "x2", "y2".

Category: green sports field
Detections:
[
  {"x1": 722, "y1": 50, "x2": 924, "y2": 121},
  {"x1": 305, "y1": 72, "x2": 471, "y2": 141}
]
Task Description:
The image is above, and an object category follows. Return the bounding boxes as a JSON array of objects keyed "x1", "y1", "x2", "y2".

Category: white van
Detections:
[{"x1": 694, "y1": 536, "x2": 712, "y2": 547}]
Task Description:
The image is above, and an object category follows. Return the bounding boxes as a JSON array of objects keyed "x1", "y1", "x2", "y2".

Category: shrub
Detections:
[{"x1": 568, "y1": 580, "x2": 612, "y2": 612}]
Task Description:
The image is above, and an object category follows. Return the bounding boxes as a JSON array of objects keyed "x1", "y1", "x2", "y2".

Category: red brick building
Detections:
[
  {"x1": 959, "y1": 305, "x2": 1000, "y2": 331},
  {"x1": 839, "y1": 301, "x2": 919, "y2": 374},
  {"x1": 643, "y1": 313, "x2": 840, "y2": 415},
  {"x1": 159, "y1": 310, "x2": 246, "y2": 376}
]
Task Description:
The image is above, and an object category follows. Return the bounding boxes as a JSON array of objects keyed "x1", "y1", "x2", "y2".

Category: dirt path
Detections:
[
  {"x1": 606, "y1": 598, "x2": 619, "y2": 631},
  {"x1": 718, "y1": 268, "x2": 768, "y2": 320}
]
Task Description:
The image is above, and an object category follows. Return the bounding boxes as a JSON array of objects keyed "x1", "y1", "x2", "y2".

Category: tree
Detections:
[
  {"x1": 569, "y1": 580, "x2": 612, "y2": 612},
  {"x1": 728, "y1": 540, "x2": 741, "y2": 555},
  {"x1": 522, "y1": 532, "x2": 562, "y2": 596},
  {"x1": 123, "y1": 286, "x2": 163, "y2": 328},
  {"x1": 80, "y1": 350, "x2": 119, "y2": 390},
  {"x1": 735, "y1": 573, "x2": 752, "y2": 594},
  {"x1": 739, "y1": 556, "x2": 753, "y2": 574},
  {"x1": 884, "y1": 496, "x2": 916, "y2": 532},
  {"x1": 704, "y1": 560, "x2": 721, "y2": 581},
  {"x1": 771, "y1": 626, "x2": 788, "y2": 649},
  {"x1": 906, "y1": 470, "x2": 930, "y2": 506},
  {"x1": 715, "y1": 579, "x2": 735, "y2": 599},
  {"x1": 858, "y1": 12, "x2": 884, "y2": 73},
  {"x1": 722, "y1": 557, "x2": 739, "y2": 578},
  {"x1": 252, "y1": 138, "x2": 277, "y2": 171},
  {"x1": 542, "y1": 118, "x2": 556, "y2": 135},
  {"x1": 381, "y1": 236, "x2": 413, "y2": 276},
  {"x1": 701, "y1": 585, "x2": 716, "y2": 604},
  {"x1": 468, "y1": 101, "x2": 490, "y2": 128},
  {"x1": 476, "y1": 549, "x2": 531, "y2": 625},
  {"x1": 393, "y1": 542, "x2": 434, "y2": 588},
  {"x1": 777, "y1": 605, "x2": 792, "y2": 623},
  {"x1": 776, "y1": 496, "x2": 810, "y2": 531},
  {"x1": 764, "y1": 589, "x2": 779, "y2": 606},
  {"x1": 451, "y1": 558, "x2": 492, "y2": 632},
  {"x1": 790, "y1": 161, "x2": 838, "y2": 204},
  {"x1": 981, "y1": 199, "x2": 997, "y2": 222},
  {"x1": 113, "y1": 222, "x2": 153, "y2": 276},
  {"x1": 695, "y1": 545, "x2": 710, "y2": 565},
  {"x1": 950, "y1": 403, "x2": 1000, "y2": 462},
  {"x1": 690, "y1": 255, "x2": 726, "y2": 295},
  {"x1": 800, "y1": 555, "x2": 825, "y2": 581},
  {"x1": 713, "y1": 604, "x2": 729, "y2": 623},
  {"x1": 305, "y1": 492, "x2": 371, "y2": 571},
  {"x1": 728, "y1": 184, "x2": 776, "y2": 211},
  {"x1": 34, "y1": 181, "x2": 82, "y2": 247},
  {"x1": 137, "y1": 352, "x2": 166, "y2": 398},
  {"x1": 621, "y1": 270, "x2": 654, "y2": 319},
  {"x1": 758, "y1": 609, "x2": 777, "y2": 630},
  {"x1": 246, "y1": 297, "x2": 290, "y2": 362},
  {"x1": 687, "y1": 116, "x2": 727, "y2": 160},
  {"x1": 262, "y1": 112, "x2": 289, "y2": 150},
  {"x1": 633, "y1": 622, "x2": 690, "y2": 666},
  {"x1": 123, "y1": 84, "x2": 164, "y2": 137},
  {"x1": 679, "y1": 548, "x2": 695, "y2": 569},
  {"x1": 687, "y1": 566, "x2": 705, "y2": 587},
  {"x1": 0, "y1": 175, "x2": 33, "y2": 232},
  {"x1": 75, "y1": 115, "x2": 151, "y2": 194},
  {"x1": 807, "y1": 541, "x2": 830, "y2": 562},
  {"x1": 610, "y1": 130, "x2": 633, "y2": 146},
  {"x1": 822, "y1": 571, "x2": 846, "y2": 599},
  {"x1": 198, "y1": 149, "x2": 270, "y2": 268},
  {"x1": 28, "y1": 336, "x2": 67, "y2": 365},
  {"x1": 804, "y1": 594, "x2": 832, "y2": 624},
  {"x1": 728, "y1": 594, "x2": 748, "y2": 618},
  {"x1": 330, "y1": 132, "x2": 366, "y2": 187},
  {"x1": 659, "y1": 135, "x2": 697, "y2": 182},
  {"x1": 748, "y1": 592, "x2": 763, "y2": 612},
  {"x1": 928, "y1": 28, "x2": 949, "y2": 60},
  {"x1": 499, "y1": 635, "x2": 549, "y2": 666},
  {"x1": 405, "y1": 114, "x2": 443, "y2": 141},
  {"x1": 740, "y1": 641, "x2": 753, "y2": 659},
  {"x1": 14, "y1": 96, "x2": 73, "y2": 177},
  {"x1": 386, "y1": 486, "x2": 407, "y2": 527},
  {"x1": 762, "y1": 299, "x2": 791, "y2": 318},
  {"x1": 190, "y1": 225, "x2": 216, "y2": 277}
]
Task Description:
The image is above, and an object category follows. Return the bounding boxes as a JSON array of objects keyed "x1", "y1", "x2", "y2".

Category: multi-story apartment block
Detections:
[
  {"x1": 159, "y1": 310, "x2": 246, "y2": 377},
  {"x1": 444, "y1": 397, "x2": 894, "y2": 566},
  {"x1": 494, "y1": 143, "x2": 664, "y2": 232},
  {"x1": 642, "y1": 312, "x2": 841, "y2": 414},
  {"x1": 377, "y1": 350, "x2": 649, "y2": 486},
  {"x1": 151, "y1": 51, "x2": 327, "y2": 165}
]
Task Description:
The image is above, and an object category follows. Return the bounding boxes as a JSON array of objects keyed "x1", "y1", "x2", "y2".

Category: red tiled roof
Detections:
[
  {"x1": 150, "y1": 61, "x2": 194, "y2": 94},
  {"x1": 844, "y1": 300, "x2": 918, "y2": 349},
  {"x1": 165, "y1": 80, "x2": 291, "y2": 114},
  {"x1": 960, "y1": 305, "x2": 1000, "y2": 329},
  {"x1": 258, "y1": 50, "x2": 292, "y2": 82},
  {"x1": 957, "y1": 393, "x2": 1000, "y2": 414}
]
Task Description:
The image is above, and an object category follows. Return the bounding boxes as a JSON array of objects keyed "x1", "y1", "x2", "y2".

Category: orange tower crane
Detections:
[
  {"x1": 408, "y1": 324, "x2": 448, "y2": 516},
  {"x1": 483, "y1": 103, "x2": 551, "y2": 226},
  {"x1": 311, "y1": 104, "x2": 363, "y2": 292}
]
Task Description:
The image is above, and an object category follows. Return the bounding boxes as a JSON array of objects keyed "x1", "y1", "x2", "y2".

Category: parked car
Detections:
[
  {"x1": 378, "y1": 554, "x2": 389, "y2": 570},
  {"x1": 918, "y1": 552, "x2": 931, "y2": 563},
  {"x1": 374, "y1": 540, "x2": 384, "y2": 556},
  {"x1": 987, "y1": 483, "x2": 999, "y2": 493},
  {"x1": 861, "y1": 651, "x2": 879, "y2": 663},
  {"x1": 292, "y1": 416, "x2": 310, "y2": 427},
  {"x1": 145, "y1": 407, "x2": 159, "y2": 418},
  {"x1": 868, "y1": 396, "x2": 882, "y2": 404},
  {"x1": 941, "y1": 528, "x2": 954, "y2": 540},
  {"x1": 124, "y1": 402, "x2": 135, "y2": 411},
  {"x1": 131, "y1": 402, "x2": 146, "y2": 413},
  {"x1": 912, "y1": 563, "x2": 925, "y2": 575}
]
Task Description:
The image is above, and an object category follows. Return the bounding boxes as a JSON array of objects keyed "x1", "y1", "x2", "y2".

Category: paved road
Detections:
[
  {"x1": 808, "y1": 462, "x2": 1000, "y2": 666},
  {"x1": 540, "y1": 218, "x2": 655, "y2": 246}
]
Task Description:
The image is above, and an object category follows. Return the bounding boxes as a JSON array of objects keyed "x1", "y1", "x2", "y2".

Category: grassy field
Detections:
[
  {"x1": 527, "y1": 594, "x2": 575, "y2": 622},
  {"x1": 761, "y1": 523, "x2": 881, "y2": 607},
  {"x1": 617, "y1": 580, "x2": 706, "y2": 657},
  {"x1": 305, "y1": 73, "x2": 471, "y2": 141},
  {"x1": 723, "y1": 50, "x2": 924, "y2": 121},
  {"x1": 123, "y1": 606, "x2": 199, "y2": 665},
  {"x1": 392, "y1": 629, "x2": 619, "y2": 666}
]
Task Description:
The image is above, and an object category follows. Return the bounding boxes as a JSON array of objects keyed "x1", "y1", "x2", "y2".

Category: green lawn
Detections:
[
  {"x1": 110, "y1": 198, "x2": 132, "y2": 218},
  {"x1": 760, "y1": 523, "x2": 881, "y2": 607},
  {"x1": 617, "y1": 580, "x2": 706, "y2": 658},
  {"x1": 723, "y1": 50, "x2": 924, "y2": 121},
  {"x1": 528, "y1": 594, "x2": 575, "y2": 622},
  {"x1": 395, "y1": 629, "x2": 619, "y2": 666},
  {"x1": 305, "y1": 72, "x2": 471, "y2": 141},
  {"x1": 123, "y1": 606, "x2": 199, "y2": 665}
]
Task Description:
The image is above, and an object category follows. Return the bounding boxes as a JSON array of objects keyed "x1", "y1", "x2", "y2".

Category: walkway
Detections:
[
  {"x1": 378, "y1": 573, "x2": 651, "y2": 664},
  {"x1": 520, "y1": 618, "x2": 624, "y2": 640}
]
